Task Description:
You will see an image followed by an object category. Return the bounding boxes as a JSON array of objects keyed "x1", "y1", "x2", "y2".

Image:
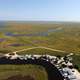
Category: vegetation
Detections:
[
  {"x1": 0, "y1": 65, "x2": 48, "y2": 80},
  {"x1": 0, "y1": 22, "x2": 80, "y2": 80},
  {"x1": 0, "y1": 22, "x2": 80, "y2": 53}
]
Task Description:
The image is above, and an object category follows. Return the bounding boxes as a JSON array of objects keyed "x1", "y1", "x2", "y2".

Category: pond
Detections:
[
  {"x1": 5, "y1": 27, "x2": 62, "y2": 37},
  {"x1": 0, "y1": 38, "x2": 6, "y2": 42},
  {"x1": 7, "y1": 43, "x2": 32, "y2": 47}
]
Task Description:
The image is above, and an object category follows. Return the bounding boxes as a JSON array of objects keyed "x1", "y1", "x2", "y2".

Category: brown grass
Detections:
[{"x1": 5, "y1": 74, "x2": 35, "y2": 80}]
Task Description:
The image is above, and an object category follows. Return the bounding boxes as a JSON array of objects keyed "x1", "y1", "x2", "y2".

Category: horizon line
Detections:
[{"x1": 0, "y1": 20, "x2": 80, "y2": 23}]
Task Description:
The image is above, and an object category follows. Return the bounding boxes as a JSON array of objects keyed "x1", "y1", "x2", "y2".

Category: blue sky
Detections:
[{"x1": 0, "y1": 0, "x2": 80, "y2": 21}]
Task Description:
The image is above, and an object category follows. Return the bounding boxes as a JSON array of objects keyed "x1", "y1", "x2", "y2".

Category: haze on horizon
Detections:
[{"x1": 0, "y1": 0, "x2": 80, "y2": 22}]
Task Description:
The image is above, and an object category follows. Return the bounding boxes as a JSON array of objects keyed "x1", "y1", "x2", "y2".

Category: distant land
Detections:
[{"x1": 0, "y1": 21, "x2": 80, "y2": 53}]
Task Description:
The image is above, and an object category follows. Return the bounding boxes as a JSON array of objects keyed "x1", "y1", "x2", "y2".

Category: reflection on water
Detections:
[
  {"x1": 0, "y1": 38, "x2": 6, "y2": 42},
  {"x1": 7, "y1": 43, "x2": 32, "y2": 47},
  {"x1": 5, "y1": 28, "x2": 62, "y2": 37},
  {"x1": 5, "y1": 32, "x2": 48, "y2": 37}
]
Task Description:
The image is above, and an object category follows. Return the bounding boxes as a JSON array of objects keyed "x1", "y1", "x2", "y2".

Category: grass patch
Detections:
[{"x1": 0, "y1": 65, "x2": 48, "y2": 80}]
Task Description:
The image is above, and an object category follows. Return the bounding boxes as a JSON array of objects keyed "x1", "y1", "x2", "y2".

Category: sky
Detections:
[{"x1": 0, "y1": 0, "x2": 80, "y2": 21}]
